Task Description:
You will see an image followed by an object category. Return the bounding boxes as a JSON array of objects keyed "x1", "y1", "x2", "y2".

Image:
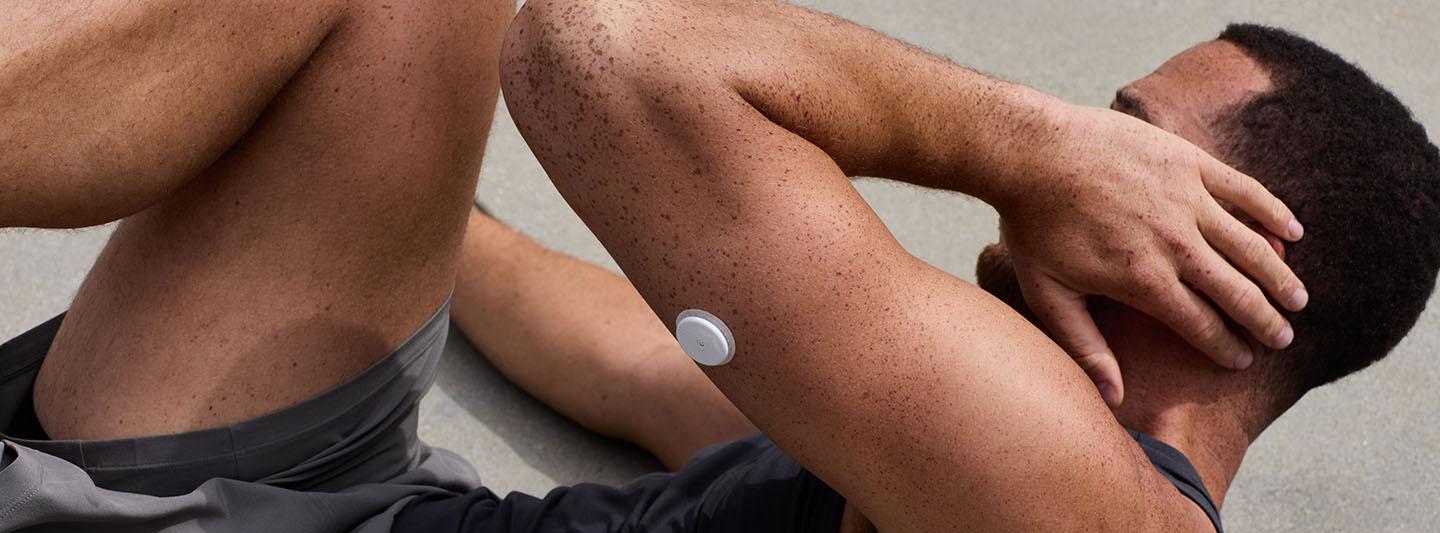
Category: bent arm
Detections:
[
  {"x1": 510, "y1": 0, "x2": 1307, "y2": 400},
  {"x1": 503, "y1": 1, "x2": 1190, "y2": 531},
  {"x1": 519, "y1": 0, "x2": 1059, "y2": 204}
]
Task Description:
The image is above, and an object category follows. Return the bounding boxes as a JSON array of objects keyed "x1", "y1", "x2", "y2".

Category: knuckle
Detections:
[
  {"x1": 1245, "y1": 234, "x2": 1272, "y2": 260},
  {"x1": 1263, "y1": 261, "x2": 1297, "y2": 293},
  {"x1": 1138, "y1": 269, "x2": 1173, "y2": 296},
  {"x1": 1233, "y1": 231, "x2": 1274, "y2": 268},
  {"x1": 1191, "y1": 317, "x2": 1227, "y2": 347},
  {"x1": 1128, "y1": 277, "x2": 1161, "y2": 300},
  {"x1": 1073, "y1": 352, "x2": 1113, "y2": 371},
  {"x1": 1243, "y1": 224, "x2": 1273, "y2": 250},
  {"x1": 1258, "y1": 259, "x2": 1295, "y2": 296},
  {"x1": 1237, "y1": 173, "x2": 1266, "y2": 195},
  {"x1": 1123, "y1": 263, "x2": 1167, "y2": 294},
  {"x1": 1227, "y1": 283, "x2": 1265, "y2": 315},
  {"x1": 1269, "y1": 196, "x2": 1292, "y2": 220},
  {"x1": 1236, "y1": 172, "x2": 1261, "y2": 192},
  {"x1": 1158, "y1": 229, "x2": 1190, "y2": 253},
  {"x1": 1212, "y1": 170, "x2": 1239, "y2": 193}
]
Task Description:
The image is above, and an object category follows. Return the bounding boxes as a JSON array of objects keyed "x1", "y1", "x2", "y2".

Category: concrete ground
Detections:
[{"x1": 1, "y1": 1, "x2": 1436, "y2": 531}]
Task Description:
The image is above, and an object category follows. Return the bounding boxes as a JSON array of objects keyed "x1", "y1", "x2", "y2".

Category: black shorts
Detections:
[
  {"x1": 0, "y1": 304, "x2": 483, "y2": 533},
  {"x1": 393, "y1": 432, "x2": 848, "y2": 533}
]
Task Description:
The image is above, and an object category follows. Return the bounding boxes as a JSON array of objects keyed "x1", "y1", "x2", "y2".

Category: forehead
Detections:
[{"x1": 1119, "y1": 40, "x2": 1273, "y2": 149}]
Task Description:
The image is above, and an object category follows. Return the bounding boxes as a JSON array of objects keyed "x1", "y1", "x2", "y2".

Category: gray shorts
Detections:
[{"x1": 0, "y1": 301, "x2": 479, "y2": 532}]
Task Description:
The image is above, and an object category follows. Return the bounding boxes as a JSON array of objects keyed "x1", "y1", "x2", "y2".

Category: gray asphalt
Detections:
[{"x1": 1, "y1": 1, "x2": 1435, "y2": 531}]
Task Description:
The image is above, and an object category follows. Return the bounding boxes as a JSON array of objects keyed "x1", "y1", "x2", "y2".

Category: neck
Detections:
[
  {"x1": 1117, "y1": 392, "x2": 1253, "y2": 506},
  {"x1": 1105, "y1": 319, "x2": 1281, "y2": 507}
]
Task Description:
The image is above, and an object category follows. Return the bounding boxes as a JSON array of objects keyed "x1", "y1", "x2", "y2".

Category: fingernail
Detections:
[
  {"x1": 1272, "y1": 326, "x2": 1294, "y2": 349},
  {"x1": 1288, "y1": 287, "x2": 1310, "y2": 310},
  {"x1": 1234, "y1": 347, "x2": 1254, "y2": 369},
  {"x1": 1288, "y1": 219, "x2": 1305, "y2": 241}
]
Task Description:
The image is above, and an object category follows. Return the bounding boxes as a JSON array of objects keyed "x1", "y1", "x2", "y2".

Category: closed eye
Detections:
[{"x1": 1111, "y1": 89, "x2": 1153, "y2": 123}]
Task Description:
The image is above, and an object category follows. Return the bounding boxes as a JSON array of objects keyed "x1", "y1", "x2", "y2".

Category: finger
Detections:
[
  {"x1": 1019, "y1": 273, "x2": 1125, "y2": 407},
  {"x1": 1119, "y1": 274, "x2": 1255, "y2": 370},
  {"x1": 1199, "y1": 155, "x2": 1304, "y2": 241},
  {"x1": 1200, "y1": 203, "x2": 1309, "y2": 311},
  {"x1": 1180, "y1": 247, "x2": 1295, "y2": 350},
  {"x1": 1074, "y1": 349, "x2": 1125, "y2": 409}
]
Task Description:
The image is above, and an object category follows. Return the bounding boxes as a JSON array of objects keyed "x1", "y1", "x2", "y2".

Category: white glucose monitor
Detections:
[{"x1": 675, "y1": 309, "x2": 736, "y2": 366}]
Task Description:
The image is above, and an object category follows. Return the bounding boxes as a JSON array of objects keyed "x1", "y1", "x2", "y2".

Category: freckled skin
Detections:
[
  {"x1": 19, "y1": 0, "x2": 513, "y2": 439},
  {"x1": 500, "y1": 1, "x2": 1239, "y2": 531},
  {"x1": 980, "y1": 39, "x2": 1287, "y2": 512}
]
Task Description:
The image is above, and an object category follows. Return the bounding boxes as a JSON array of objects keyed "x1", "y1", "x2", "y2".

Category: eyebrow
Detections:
[{"x1": 1113, "y1": 89, "x2": 1153, "y2": 123}]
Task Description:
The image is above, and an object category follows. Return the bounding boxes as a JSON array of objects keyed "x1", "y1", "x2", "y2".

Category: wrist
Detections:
[{"x1": 959, "y1": 86, "x2": 1071, "y2": 213}]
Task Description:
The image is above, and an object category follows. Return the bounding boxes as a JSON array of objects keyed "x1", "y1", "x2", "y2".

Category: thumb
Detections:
[
  {"x1": 1020, "y1": 273, "x2": 1125, "y2": 407},
  {"x1": 1072, "y1": 350, "x2": 1125, "y2": 409}
]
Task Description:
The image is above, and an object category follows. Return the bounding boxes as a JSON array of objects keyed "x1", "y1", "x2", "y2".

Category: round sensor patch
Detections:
[{"x1": 675, "y1": 309, "x2": 736, "y2": 366}]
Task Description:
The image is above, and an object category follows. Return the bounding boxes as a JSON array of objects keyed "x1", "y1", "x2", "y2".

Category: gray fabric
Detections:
[{"x1": 0, "y1": 300, "x2": 480, "y2": 532}]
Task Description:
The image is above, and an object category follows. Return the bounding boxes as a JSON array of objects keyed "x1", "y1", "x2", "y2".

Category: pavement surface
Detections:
[{"x1": 1, "y1": 1, "x2": 1436, "y2": 531}]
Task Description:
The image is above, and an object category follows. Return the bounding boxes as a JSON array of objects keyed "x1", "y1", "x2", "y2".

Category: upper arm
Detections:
[{"x1": 503, "y1": 1, "x2": 1176, "y2": 530}]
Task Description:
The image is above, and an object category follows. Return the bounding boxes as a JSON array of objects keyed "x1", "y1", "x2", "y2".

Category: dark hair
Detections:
[{"x1": 1215, "y1": 24, "x2": 1440, "y2": 397}]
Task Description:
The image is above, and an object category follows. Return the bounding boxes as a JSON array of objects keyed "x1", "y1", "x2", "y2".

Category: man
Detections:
[
  {"x1": 0, "y1": 3, "x2": 1351, "y2": 533},
  {"x1": 405, "y1": 2, "x2": 1438, "y2": 532}
]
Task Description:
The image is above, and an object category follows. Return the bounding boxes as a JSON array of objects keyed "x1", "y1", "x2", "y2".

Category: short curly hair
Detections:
[{"x1": 1215, "y1": 24, "x2": 1440, "y2": 397}]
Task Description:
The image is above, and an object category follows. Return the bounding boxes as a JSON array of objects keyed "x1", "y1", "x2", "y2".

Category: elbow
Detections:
[
  {"x1": 500, "y1": 0, "x2": 677, "y2": 120},
  {"x1": 502, "y1": 0, "x2": 769, "y2": 206},
  {"x1": 499, "y1": 0, "x2": 689, "y2": 183},
  {"x1": 502, "y1": 0, "x2": 622, "y2": 97}
]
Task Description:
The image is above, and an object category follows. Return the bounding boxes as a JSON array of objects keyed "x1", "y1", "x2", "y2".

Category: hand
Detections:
[{"x1": 995, "y1": 104, "x2": 1308, "y2": 407}]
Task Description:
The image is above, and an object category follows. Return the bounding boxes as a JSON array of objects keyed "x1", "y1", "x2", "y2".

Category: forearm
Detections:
[
  {"x1": 624, "y1": 0, "x2": 1062, "y2": 204},
  {"x1": 453, "y1": 211, "x2": 754, "y2": 468}
]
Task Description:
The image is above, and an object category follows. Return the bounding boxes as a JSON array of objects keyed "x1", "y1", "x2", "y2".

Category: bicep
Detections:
[{"x1": 503, "y1": 5, "x2": 1154, "y2": 530}]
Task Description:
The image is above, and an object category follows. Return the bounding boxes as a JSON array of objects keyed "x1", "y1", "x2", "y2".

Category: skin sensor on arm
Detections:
[{"x1": 675, "y1": 309, "x2": 736, "y2": 366}]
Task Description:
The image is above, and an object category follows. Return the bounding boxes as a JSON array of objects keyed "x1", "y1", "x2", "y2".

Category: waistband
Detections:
[{"x1": 0, "y1": 298, "x2": 451, "y2": 494}]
